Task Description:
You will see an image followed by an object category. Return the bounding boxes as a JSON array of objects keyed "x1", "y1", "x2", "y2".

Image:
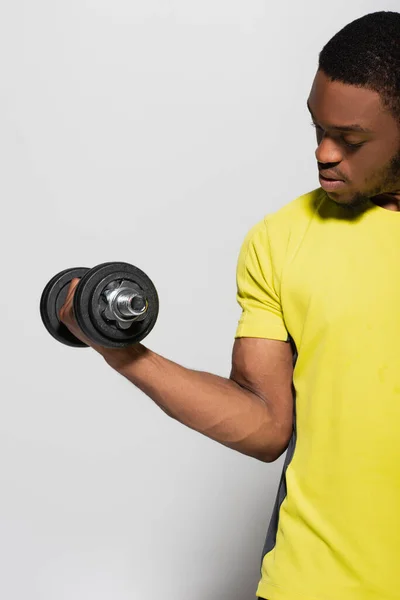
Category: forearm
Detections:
[{"x1": 99, "y1": 344, "x2": 286, "y2": 462}]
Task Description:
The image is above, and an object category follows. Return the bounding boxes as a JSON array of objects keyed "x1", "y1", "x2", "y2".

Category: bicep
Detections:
[{"x1": 230, "y1": 337, "x2": 295, "y2": 444}]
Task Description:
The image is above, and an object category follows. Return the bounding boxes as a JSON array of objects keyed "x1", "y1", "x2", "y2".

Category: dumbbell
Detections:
[{"x1": 40, "y1": 262, "x2": 159, "y2": 349}]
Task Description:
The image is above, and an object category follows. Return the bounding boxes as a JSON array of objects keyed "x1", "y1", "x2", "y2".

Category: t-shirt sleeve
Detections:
[{"x1": 235, "y1": 217, "x2": 289, "y2": 341}]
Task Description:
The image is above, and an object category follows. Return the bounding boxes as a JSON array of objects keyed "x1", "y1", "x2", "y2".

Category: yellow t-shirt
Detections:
[{"x1": 235, "y1": 187, "x2": 400, "y2": 600}]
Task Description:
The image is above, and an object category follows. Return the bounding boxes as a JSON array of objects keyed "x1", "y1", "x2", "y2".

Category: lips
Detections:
[
  {"x1": 319, "y1": 175, "x2": 346, "y2": 191},
  {"x1": 319, "y1": 171, "x2": 344, "y2": 182}
]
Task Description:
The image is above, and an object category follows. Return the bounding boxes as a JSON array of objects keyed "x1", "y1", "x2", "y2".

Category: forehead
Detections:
[{"x1": 308, "y1": 70, "x2": 391, "y2": 129}]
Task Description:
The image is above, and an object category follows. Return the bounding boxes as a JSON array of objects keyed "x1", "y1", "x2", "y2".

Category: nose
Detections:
[{"x1": 315, "y1": 136, "x2": 343, "y2": 165}]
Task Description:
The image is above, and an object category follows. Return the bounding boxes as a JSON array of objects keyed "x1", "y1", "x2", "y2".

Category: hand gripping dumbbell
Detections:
[{"x1": 40, "y1": 262, "x2": 159, "y2": 348}]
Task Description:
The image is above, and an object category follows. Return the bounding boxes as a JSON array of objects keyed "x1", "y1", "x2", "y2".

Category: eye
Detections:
[
  {"x1": 310, "y1": 122, "x2": 364, "y2": 150},
  {"x1": 344, "y1": 141, "x2": 364, "y2": 150}
]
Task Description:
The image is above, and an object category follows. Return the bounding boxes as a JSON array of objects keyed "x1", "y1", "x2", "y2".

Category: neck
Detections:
[{"x1": 372, "y1": 191, "x2": 400, "y2": 212}]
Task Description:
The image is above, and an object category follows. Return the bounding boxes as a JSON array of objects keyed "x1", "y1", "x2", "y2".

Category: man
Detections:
[{"x1": 59, "y1": 11, "x2": 400, "y2": 600}]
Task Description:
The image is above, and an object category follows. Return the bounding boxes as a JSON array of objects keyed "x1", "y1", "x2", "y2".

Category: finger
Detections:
[
  {"x1": 65, "y1": 278, "x2": 80, "y2": 311},
  {"x1": 65, "y1": 278, "x2": 80, "y2": 301},
  {"x1": 59, "y1": 278, "x2": 80, "y2": 320}
]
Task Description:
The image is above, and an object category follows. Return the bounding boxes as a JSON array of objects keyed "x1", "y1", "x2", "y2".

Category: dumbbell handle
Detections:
[
  {"x1": 118, "y1": 292, "x2": 146, "y2": 316},
  {"x1": 103, "y1": 282, "x2": 148, "y2": 328}
]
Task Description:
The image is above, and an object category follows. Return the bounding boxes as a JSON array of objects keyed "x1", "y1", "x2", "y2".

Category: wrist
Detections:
[{"x1": 100, "y1": 343, "x2": 149, "y2": 371}]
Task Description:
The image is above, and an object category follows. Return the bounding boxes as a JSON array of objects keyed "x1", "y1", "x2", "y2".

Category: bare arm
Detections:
[{"x1": 100, "y1": 337, "x2": 295, "y2": 462}]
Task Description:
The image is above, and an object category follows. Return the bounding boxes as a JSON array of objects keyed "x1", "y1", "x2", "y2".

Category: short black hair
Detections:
[{"x1": 318, "y1": 11, "x2": 400, "y2": 124}]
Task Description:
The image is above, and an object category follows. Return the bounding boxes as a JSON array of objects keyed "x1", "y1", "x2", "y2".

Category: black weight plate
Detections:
[
  {"x1": 73, "y1": 262, "x2": 159, "y2": 348},
  {"x1": 40, "y1": 267, "x2": 91, "y2": 347}
]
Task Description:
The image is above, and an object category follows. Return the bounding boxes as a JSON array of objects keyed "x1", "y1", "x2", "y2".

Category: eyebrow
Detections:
[{"x1": 306, "y1": 100, "x2": 373, "y2": 134}]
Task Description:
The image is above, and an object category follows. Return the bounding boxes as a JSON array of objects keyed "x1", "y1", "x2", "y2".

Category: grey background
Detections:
[{"x1": 0, "y1": 1, "x2": 397, "y2": 599}]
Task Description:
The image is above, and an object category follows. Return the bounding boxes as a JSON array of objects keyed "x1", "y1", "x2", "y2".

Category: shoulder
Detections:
[
  {"x1": 268, "y1": 187, "x2": 325, "y2": 230},
  {"x1": 245, "y1": 187, "x2": 326, "y2": 252}
]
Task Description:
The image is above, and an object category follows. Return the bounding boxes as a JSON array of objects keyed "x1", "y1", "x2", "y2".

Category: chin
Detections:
[
  {"x1": 325, "y1": 191, "x2": 348, "y2": 202},
  {"x1": 326, "y1": 190, "x2": 367, "y2": 208}
]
